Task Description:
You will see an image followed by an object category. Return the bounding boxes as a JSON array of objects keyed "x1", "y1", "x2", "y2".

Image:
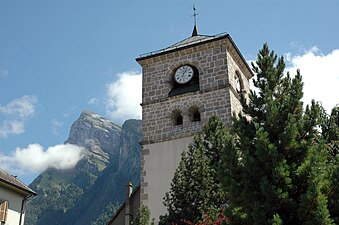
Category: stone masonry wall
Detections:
[
  {"x1": 139, "y1": 38, "x2": 233, "y2": 144},
  {"x1": 138, "y1": 37, "x2": 252, "y2": 144},
  {"x1": 142, "y1": 88, "x2": 232, "y2": 144},
  {"x1": 139, "y1": 38, "x2": 229, "y2": 104},
  {"x1": 137, "y1": 35, "x2": 252, "y2": 222},
  {"x1": 226, "y1": 44, "x2": 252, "y2": 117}
]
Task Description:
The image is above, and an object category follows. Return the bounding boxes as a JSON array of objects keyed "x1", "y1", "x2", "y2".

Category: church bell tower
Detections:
[{"x1": 136, "y1": 25, "x2": 253, "y2": 222}]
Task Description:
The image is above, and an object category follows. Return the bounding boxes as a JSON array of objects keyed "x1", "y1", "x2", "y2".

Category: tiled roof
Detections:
[
  {"x1": 167, "y1": 34, "x2": 215, "y2": 49},
  {"x1": 0, "y1": 168, "x2": 37, "y2": 196},
  {"x1": 137, "y1": 32, "x2": 228, "y2": 60}
]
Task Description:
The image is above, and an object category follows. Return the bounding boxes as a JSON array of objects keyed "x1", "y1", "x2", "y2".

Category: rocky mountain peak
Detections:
[
  {"x1": 78, "y1": 111, "x2": 121, "y2": 131},
  {"x1": 66, "y1": 111, "x2": 122, "y2": 164}
]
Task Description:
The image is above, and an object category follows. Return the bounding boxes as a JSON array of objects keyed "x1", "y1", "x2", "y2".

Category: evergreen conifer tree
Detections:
[
  {"x1": 161, "y1": 117, "x2": 228, "y2": 224},
  {"x1": 161, "y1": 43, "x2": 337, "y2": 225},
  {"x1": 219, "y1": 43, "x2": 336, "y2": 225},
  {"x1": 321, "y1": 106, "x2": 339, "y2": 224}
]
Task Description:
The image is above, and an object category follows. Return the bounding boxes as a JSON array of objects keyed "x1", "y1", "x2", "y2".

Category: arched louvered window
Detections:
[
  {"x1": 235, "y1": 70, "x2": 243, "y2": 93},
  {"x1": 172, "y1": 110, "x2": 183, "y2": 126},
  {"x1": 189, "y1": 106, "x2": 201, "y2": 122}
]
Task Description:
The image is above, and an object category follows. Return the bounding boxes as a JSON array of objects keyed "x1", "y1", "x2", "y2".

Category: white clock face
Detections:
[{"x1": 174, "y1": 65, "x2": 194, "y2": 84}]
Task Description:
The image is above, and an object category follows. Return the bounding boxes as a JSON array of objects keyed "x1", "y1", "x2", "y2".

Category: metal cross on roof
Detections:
[
  {"x1": 192, "y1": 4, "x2": 198, "y2": 27},
  {"x1": 191, "y1": 4, "x2": 199, "y2": 36}
]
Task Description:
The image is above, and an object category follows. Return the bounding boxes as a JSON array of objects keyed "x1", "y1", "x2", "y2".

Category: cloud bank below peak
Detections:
[{"x1": 0, "y1": 143, "x2": 85, "y2": 175}]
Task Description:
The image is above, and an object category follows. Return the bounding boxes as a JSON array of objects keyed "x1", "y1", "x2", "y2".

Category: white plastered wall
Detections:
[
  {"x1": 142, "y1": 136, "x2": 194, "y2": 223},
  {"x1": 0, "y1": 186, "x2": 25, "y2": 225}
]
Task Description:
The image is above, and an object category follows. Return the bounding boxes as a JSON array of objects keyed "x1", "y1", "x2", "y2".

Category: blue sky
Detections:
[{"x1": 1, "y1": 0, "x2": 338, "y2": 184}]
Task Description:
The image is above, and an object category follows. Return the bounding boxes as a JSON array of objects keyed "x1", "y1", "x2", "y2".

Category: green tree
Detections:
[
  {"x1": 321, "y1": 106, "x2": 339, "y2": 224},
  {"x1": 219, "y1": 43, "x2": 336, "y2": 224},
  {"x1": 133, "y1": 205, "x2": 155, "y2": 225},
  {"x1": 161, "y1": 117, "x2": 228, "y2": 224}
]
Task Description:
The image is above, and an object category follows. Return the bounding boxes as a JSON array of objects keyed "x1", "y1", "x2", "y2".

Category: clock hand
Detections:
[
  {"x1": 182, "y1": 67, "x2": 187, "y2": 76},
  {"x1": 183, "y1": 67, "x2": 187, "y2": 74}
]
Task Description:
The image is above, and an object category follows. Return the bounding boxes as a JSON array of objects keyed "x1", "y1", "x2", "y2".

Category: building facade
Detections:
[
  {"x1": 106, "y1": 183, "x2": 140, "y2": 225},
  {"x1": 0, "y1": 168, "x2": 37, "y2": 225},
  {"x1": 136, "y1": 29, "x2": 253, "y2": 222}
]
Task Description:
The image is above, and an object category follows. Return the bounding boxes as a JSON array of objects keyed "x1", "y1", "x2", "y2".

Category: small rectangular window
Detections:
[{"x1": 0, "y1": 201, "x2": 8, "y2": 222}]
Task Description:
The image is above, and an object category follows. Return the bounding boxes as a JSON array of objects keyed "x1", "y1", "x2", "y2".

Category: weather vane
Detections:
[
  {"x1": 192, "y1": 4, "x2": 198, "y2": 27},
  {"x1": 191, "y1": 4, "x2": 199, "y2": 36}
]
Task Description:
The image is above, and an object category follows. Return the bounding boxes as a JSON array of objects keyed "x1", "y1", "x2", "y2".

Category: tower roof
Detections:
[
  {"x1": 192, "y1": 25, "x2": 198, "y2": 37},
  {"x1": 168, "y1": 33, "x2": 219, "y2": 49},
  {"x1": 137, "y1": 32, "x2": 228, "y2": 60},
  {"x1": 136, "y1": 32, "x2": 254, "y2": 78}
]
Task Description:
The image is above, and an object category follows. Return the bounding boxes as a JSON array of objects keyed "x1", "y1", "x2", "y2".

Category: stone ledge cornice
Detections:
[{"x1": 141, "y1": 84, "x2": 229, "y2": 107}]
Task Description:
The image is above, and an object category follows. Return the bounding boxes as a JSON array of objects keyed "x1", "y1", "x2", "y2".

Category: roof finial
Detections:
[{"x1": 191, "y1": 4, "x2": 198, "y2": 36}]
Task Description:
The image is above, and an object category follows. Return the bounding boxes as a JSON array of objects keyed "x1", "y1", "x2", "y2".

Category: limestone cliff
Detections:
[
  {"x1": 67, "y1": 110, "x2": 121, "y2": 163},
  {"x1": 26, "y1": 111, "x2": 141, "y2": 225}
]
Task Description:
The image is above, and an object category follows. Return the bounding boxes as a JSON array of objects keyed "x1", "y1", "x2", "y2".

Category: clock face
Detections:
[{"x1": 174, "y1": 65, "x2": 194, "y2": 84}]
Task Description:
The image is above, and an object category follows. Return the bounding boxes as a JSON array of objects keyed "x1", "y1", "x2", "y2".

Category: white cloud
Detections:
[
  {"x1": 0, "y1": 68, "x2": 8, "y2": 77},
  {"x1": 285, "y1": 47, "x2": 339, "y2": 112},
  {"x1": 88, "y1": 97, "x2": 100, "y2": 105},
  {"x1": 0, "y1": 120, "x2": 25, "y2": 137},
  {"x1": 51, "y1": 119, "x2": 64, "y2": 136},
  {"x1": 106, "y1": 71, "x2": 142, "y2": 123},
  {"x1": 0, "y1": 95, "x2": 37, "y2": 117},
  {"x1": 0, "y1": 95, "x2": 37, "y2": 138},
  {"x1": 0, "y1": 143, "x2": 85, "y2": 174}
]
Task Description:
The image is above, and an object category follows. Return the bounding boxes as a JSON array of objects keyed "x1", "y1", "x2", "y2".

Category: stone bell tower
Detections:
[{"x1": 136, "y1": 26, "x2": 253, "y2": 222}]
